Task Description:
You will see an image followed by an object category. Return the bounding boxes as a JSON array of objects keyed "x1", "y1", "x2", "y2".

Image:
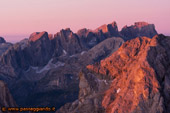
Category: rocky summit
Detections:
[
  {"x1": 86, "y1": 34, "x2": 170, "y2": 113},
  {"x1": 56, "y1": 34, "x2": 170, "y2": 113},
  {"x1": 0, "y1": 37, "x2": 12, "y2": 56},
  {"x1": 0, "y1": 21, "x2": 167, "y2": 113},
  {"x1": 95, "y1": 21, "x2": 120, "y2": 37},
  {"x1": 0, "y1": 37, "x2": 6, "y2": 43},
  {"x1": 120, "y1": 22, "x2": 158, "y2": 40},
  {"x1": 53, "y1": 28, "x2": 83, "y2": 55}
]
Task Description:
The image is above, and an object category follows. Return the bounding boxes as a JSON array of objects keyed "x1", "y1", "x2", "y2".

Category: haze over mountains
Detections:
[{"x1": 0, "y1": 21, "x2": 169, "y2": 113}]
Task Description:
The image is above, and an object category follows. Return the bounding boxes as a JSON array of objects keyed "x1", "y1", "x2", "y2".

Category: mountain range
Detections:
[{"x1": 1, "y1": 21, "x2": 169, "y2": 113}]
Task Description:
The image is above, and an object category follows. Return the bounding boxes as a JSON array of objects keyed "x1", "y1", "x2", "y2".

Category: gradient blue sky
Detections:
[{"x1": 0, "y1": 0, "x2": 170, "y2": 42}]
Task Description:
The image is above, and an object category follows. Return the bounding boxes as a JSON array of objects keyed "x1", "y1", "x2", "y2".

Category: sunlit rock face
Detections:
[
  {"x1": 87, "y1": 34, "x2": 170, "y2": 113},
  {"x1": 120, "y1": 22, "x2": 158, "y2": 40},
  {"x1": 57, "y1": 34, "x2": 170, "y2": 113}
]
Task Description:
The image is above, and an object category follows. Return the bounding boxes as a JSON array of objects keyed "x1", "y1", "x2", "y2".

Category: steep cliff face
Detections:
[
  {"x1": 120, "y1": 22, "x2": 158, "y2": 40},
  {"x1": 77, "y1": 21, "x2": 157, "y2": 48},
  {"x1": 57, "y1": 34, "x2": 170, "y2": 113},
  {"x1": 28, "y1": 31, "x2": 54, "y2": 66},
  {"x1": 53, "y1": 28, "x2": 83, "y2": 55},
  {"x1": 23, "y1": 37, "x2": 123, "y2": 109},
  {"x1": 79, "y1": 37, "x2": 124, "y2": 64},
  {"x1": 87, "y1": 34, "x2": 170, "y2": 113},
  {"x1": 0, "y1": 32, "x2": 54, "y2": 78},
  {"x1": 0, "y1": 37, "x2": 12, "y2": 57},
  {"x1": 56, "y1": 68, "x2": 112, "y2": 113},
  {"x1": 76, "y1": 22, "x2": 121, "y2": 50},
  {"x1": 0, "y1": 37, "x2": 6, "y2": 43},
  {"x1": 95, "y1": 21, "x2": 120, "y2": 37},
  {"x1": 0, "y1": 80, "x2": 17, "y2": 113},
  {"x1": 77, "y1": 28, "x2": 106, "y2": 49}
]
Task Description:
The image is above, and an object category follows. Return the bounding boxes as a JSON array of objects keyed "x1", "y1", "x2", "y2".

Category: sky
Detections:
[{"x1": 0, "y1": 0, "x2": 170, "y2": 42}]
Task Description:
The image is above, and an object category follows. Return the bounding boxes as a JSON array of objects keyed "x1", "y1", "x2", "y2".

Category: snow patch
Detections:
[
  {"x1": 95, "y1": 79, "x2": 108, "y2": 85},
  {"x1": 104, "y1": 80, "x2": 108, "y2": 85},
  {"x1": 25, "y1": 66, "x2": 37, "y2": 72},
  {"x1": 89, "y1": 38, "x2": 97, "y2": 45},
  {"x1": 36, "y1": 60, "x2": 65, "y2": 73},
  {"x1": 26, "y1": 59, "x2": 65, "y2": 73},
  {"x1": 117, "y1": 88, "x2": 121, "y2": 93},
  {"x1": 63, "y1": 49, "x2": 67, "y2": 56},
  {"x1": 48, "y1": 80, "x2": 60, "y2": 86},
  {"x1": 70, "y1": 54, "x2": 76, "y2": 57},
  {"x1": 31, "y1": 66, "x2": 38, "y2": 70},
  {"x1": 81, "y1": 51, "x2": 86, "y2": 55}
]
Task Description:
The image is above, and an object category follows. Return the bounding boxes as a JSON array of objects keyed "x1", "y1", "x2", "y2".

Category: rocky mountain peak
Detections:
[
  {"x1": 53, "y1": 28, "x2": 83, "y2": 55},
  {"x1": 110, "y1": 21, "x2": 117, "y2": 27},
  {"x1": 86, "y1": 34, "x2": 170, "y2": 113},
  {"x1": 134, "y1": 22, "x2": 149, "y2": 28},
  {"x1": 95, "y1": 24, "x2": 108, "y2": 33},
  {"x1": 0, "y1": 37, "x2": 6, "y2": 43},
  {"x1": 55, "y1": 28, "x2": 74, "y2": 38},
  {"x1": 65, "y1": 28, "x2": 71, "y2": 31},
  {"x1": 95, "y1": 21, "x2": 119, "y2": 37},
  {"x1": 77, "y1": 28, "x2": 91, "y2": 37},
  {"x1": 48, "y1": 34, "x2": 54, "y2": 40},
  {"x1": 77, "y1": 28, "x2": 106, "y2": 49},
  {"x1": 29, "y1": 31, "x2": 49, "y2": 42},
  {"x1": 61, "y1": 28, "x2": 72, "y2": 34},
  {"x1": 0, "y1": 37, "x2": 12, "y2": 56},
  {"x1": 120, "y1": 22, "x2": 158, "y2": 40}
]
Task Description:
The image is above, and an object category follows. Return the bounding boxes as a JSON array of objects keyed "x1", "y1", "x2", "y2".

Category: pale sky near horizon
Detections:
[{"x1": 0, "y1": 0, "x2": 170, "y2": 42}]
